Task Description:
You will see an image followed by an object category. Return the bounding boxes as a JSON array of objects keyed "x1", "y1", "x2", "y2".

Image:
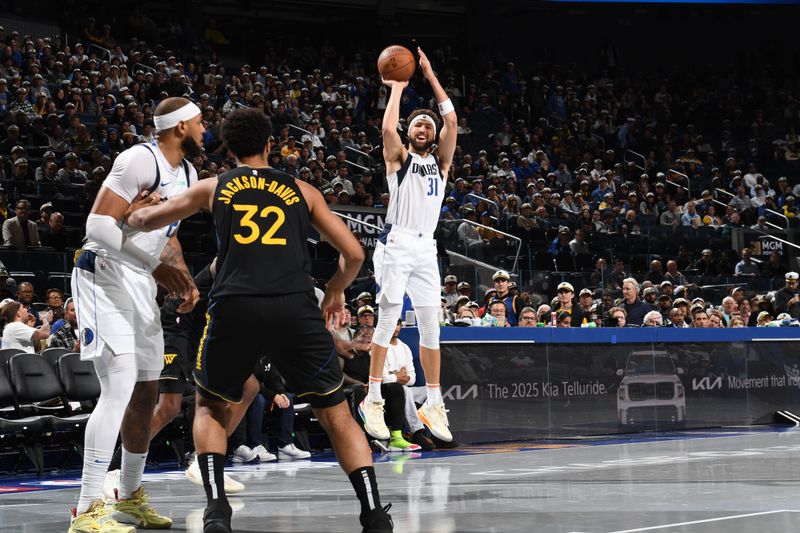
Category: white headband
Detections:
[
  {"x1": 153, "y1": 102, "x2": 201, "y2": 132},
  {"x1": 408, "y1": 114, "x2": 437, "y2": 138}
]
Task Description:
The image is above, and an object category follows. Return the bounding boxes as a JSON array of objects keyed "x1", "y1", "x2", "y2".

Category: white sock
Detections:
[
  {"x1": 366, "y1": 376, "x2": 383, "y2": 401},
  {"x1": 119, "y1": 447, "x2": 148, "y2": 499},
  {"x1": 77, "y1": 447, "x2": 113, "y2": 514},
  {"x1": 426, "y1": 383, "x2": 443, "y2": 405}
]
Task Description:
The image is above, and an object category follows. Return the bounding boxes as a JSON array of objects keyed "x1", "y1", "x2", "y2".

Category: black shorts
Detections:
[
  {"x1": 159, "y1": 335, "x2": 197, "y2": 394},
  {"x1": 194, "y1": 291, "x2": 345, "y2": 408}
]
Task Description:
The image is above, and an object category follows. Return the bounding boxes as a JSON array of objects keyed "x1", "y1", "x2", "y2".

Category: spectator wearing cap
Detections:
[
  {"x1": 442, "y1": 275, "x2": 459, "y2": 308},
  {"x1": 621, "y1": 278, "x2": 650, "y2": 326},
  {"x1": 783, "y1": 196, "x2": 798, "y2": 219},
  {"x1": 549, "y1": 226, "x2": 572, "y2": 257},
  {"x1": 35, "y1": 151, "x2": 58, "y2": 182},
  {"x1": 552, "y1": 281, "x2": 584, "y2": 327},
  {"x1": 492, "y1": 270, "x2": 523, "y2": 325},
  {"x1": 773, "y1": 272, "x2": 800, "y2": 320},
  {"x1": 12, "y1": 157, "x2": 31, "y2": 181},
  {"x1": 657, "y1": 294, "x2": 673, "y2": 321},
  {"x1": 456, "y1": 281, "x2": 472, "y2": 300},
  {"x1": 693, "y1": 249, "x2": 719, "y2": 276},
  {"x1": 355, "y1": 291, "x2": 373, "y2": 309},
  {"x1": 58, "y1": 152, "x2": 88, "y2": 184},
  {"x1": 578, "y1": 288, "x2": 594, "y2": 315},
  {"x1": 642, "y1": 287, "x2": 658, "y2": 309},
  {"x1": 3, "y1": 199, "x2": 40, "y2": 250},
  {"x1": 36, "y1": 202, "x2": 53, "y2": 233},
  {"x1": 734, "y1": 247, "x2": 759, "y2": 277},
  {"x1": 357, "y1": 305, "x2": 375, "y2": 329},
  {"x1": 0, "y1": 298, "x2": 51, "y2": 353},
  {"x1": 659, "y1": 280, "x2": 674, "y2": 298},
  {"x1": 48, "y1": 297, "x2": 79, "y2": 351}
]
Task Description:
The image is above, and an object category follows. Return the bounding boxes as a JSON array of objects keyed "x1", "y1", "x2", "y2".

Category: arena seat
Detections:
[{"x1": 41, "y1": 347, "x2": 72, "y2": 369}]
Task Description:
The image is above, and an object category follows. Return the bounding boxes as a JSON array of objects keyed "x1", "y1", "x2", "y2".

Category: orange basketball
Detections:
[{"x1": 377, "y1": 45, "x2": 415, "y2": 82}]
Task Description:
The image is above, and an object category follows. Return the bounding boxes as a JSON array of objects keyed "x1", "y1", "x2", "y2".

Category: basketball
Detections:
[{"x1": 377, "y1": 45, "x2": 415, "y2": 82}]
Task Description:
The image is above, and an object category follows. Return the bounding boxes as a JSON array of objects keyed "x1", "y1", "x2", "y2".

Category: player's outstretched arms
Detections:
[
  {"x1": 418, "y1": 47, "x2": 457, "y2": 172},
  {"x1": 381, "y1": 78, "x2": 409, "y2": 172}
]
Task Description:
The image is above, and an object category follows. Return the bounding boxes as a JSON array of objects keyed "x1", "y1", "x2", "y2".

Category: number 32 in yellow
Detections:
[{"x1": 233, "y1": 204, "x2": 287, "y2": 245}]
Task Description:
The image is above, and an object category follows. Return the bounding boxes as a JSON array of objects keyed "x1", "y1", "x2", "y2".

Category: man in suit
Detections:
[{"x1": 3, "y1": 199, "x2": 41, "y2": 250}]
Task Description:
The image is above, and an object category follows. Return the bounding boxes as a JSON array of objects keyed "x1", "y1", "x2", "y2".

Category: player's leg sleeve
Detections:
[
  {"x1": 372, "y1": 296, "x2": 403, "y2": 348},
  {"x1": 415, "y1": 306, "x2": 440, "y2": 349}
]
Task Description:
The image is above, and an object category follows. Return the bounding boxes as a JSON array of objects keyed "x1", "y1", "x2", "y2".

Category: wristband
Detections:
[{"x1": 438, "y1": 98, "x2": 455, "y2": 116}]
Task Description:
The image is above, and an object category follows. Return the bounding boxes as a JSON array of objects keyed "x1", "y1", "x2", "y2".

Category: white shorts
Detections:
[
  {"x1": 72, "y1": 250, "x2": 164, "y2": 381},
  {"x1": 373, "y1": 225, "x2": 440, "y2": 307}
]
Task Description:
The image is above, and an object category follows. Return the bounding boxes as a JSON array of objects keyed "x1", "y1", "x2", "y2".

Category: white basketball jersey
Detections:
[
  {"x1": 385, "y1": 151, "x2": 445, "y2": 236},
  {"x1": 85, "y1": 141, "x2": 196, "y2": 271}
]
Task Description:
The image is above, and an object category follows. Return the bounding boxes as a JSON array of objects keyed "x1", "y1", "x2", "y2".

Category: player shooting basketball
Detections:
[{"x1": 359, "y1": 47, "x2": 457, "y2": 445}]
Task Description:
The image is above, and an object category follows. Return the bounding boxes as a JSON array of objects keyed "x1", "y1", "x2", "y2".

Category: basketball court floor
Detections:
[{"x1": 2, "y1": 427, "x2": 799, "y2": 532}]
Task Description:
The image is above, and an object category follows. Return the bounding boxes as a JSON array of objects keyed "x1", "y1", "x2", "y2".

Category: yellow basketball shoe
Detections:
[
  {"x1": 68, "y1": 500, "x2": 135, "y2": 533},
  {"x1": 111, "y1": 486, "x2": 173, "y2": 529}
]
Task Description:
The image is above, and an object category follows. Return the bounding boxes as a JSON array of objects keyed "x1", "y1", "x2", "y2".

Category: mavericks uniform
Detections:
[
  {"x1": 72, "y1": 141, "x2": 196, "y2": 380},
  {"x1": 194, "y1": 166, "x2": 344, "y2": 406},
  {"x1": 374, "y1": 152, "x2": 445, "y2": 307},
  {"x1": 160, "y1": 264, "x2": 213, "y2": 394}
]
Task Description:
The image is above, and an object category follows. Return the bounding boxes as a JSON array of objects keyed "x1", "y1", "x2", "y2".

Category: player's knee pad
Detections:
[
  {"x1": 415, "y1": 306, "x2": 440, "y2": 349},
  {"x1": 372, "y1": 297, "x2": 403, "y2": 348}
]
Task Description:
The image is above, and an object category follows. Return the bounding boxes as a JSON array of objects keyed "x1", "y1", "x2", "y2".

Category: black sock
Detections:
[
  {"x1": 197, "y1": 453, "x2": 230, "y2": 511},
  {"x1": 107, "y1": 446, "x2": 122, "y2": 472},
  {"x1": 348, "y1": 466, "x2": 381, "y2": 516}
]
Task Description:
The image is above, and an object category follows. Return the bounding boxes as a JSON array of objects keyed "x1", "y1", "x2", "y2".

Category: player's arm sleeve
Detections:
[
  {"x1": 101, "y1": 147, "x2": 156, "y2": 204},
  {"x1": 85, "y1": 214, "x2": 161, "y2": 272}
]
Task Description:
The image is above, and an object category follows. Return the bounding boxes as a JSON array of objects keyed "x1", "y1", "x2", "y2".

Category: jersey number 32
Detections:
[{"x1": 233, "y1": 204, "x2": 287, "y2": 245}]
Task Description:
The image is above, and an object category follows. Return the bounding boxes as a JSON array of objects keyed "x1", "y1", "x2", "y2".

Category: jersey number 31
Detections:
[
  {"x1": 233, "y1": 204, "x2": 287, "y2": 245},
  {"x1": 427, "y1": 177, "x2": 439, "y2": 196}
]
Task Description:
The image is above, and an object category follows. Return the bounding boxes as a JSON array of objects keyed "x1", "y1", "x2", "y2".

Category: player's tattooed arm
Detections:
[{"x1": 161, "y1": 234, "x2": 200, "y2": 313}]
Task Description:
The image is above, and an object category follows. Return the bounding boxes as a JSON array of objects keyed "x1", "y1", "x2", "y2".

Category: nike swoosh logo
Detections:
[{"x1": 160, "y1": 181, "x2": 172, "y2": 187}]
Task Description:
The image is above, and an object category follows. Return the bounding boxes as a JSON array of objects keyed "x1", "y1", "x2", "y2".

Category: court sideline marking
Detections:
[{"x1": 601, "y1": 509, "x2": 800, "y2": 533}]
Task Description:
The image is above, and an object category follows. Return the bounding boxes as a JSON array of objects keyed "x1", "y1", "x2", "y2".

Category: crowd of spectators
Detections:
[
  {"x1": 433, "y1": 269, "x2": 800, "y2": 329},
  {"x1": 0, "y1": 18, "x2": 797, "y2": 340}
]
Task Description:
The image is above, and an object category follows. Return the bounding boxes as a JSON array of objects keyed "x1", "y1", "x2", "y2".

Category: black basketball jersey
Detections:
[{"x1": 210, "y1": 166, "x2": 313, "y2": 299}]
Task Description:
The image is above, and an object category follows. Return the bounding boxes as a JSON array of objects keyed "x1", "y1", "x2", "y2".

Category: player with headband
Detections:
[
  {"x1": 68, "y1": 97, "x2": 203, "y2": 533},
  {"x1": 360, "y1": 47, "x2": 458, "y2": 448}
]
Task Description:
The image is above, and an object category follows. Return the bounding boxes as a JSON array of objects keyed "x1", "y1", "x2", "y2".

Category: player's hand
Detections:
[
  {"x1": 352, "y1": 336, "x2": 372, "y2": 353},
  {"x1": 381, "y1": 77, "x2": 408, "y2": 91},
  {"x1": 153, "y1": 263, "x2": 193, "y2": 300},
  {"x1": 176, "y1": 282, "x2": 200, "y2": 314},
  {"x1": 321, "y1": 289, "x2": 345, "y2": 329},
  {"x1": 124, "y1": 189, "x2": 161, "y2": 225},
  {"x1": 417, "y1": 47, "x2": 434, "y2": 80},
  {"x1": 273, "y1": 394, "x2": 290, "y2": 409}
]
